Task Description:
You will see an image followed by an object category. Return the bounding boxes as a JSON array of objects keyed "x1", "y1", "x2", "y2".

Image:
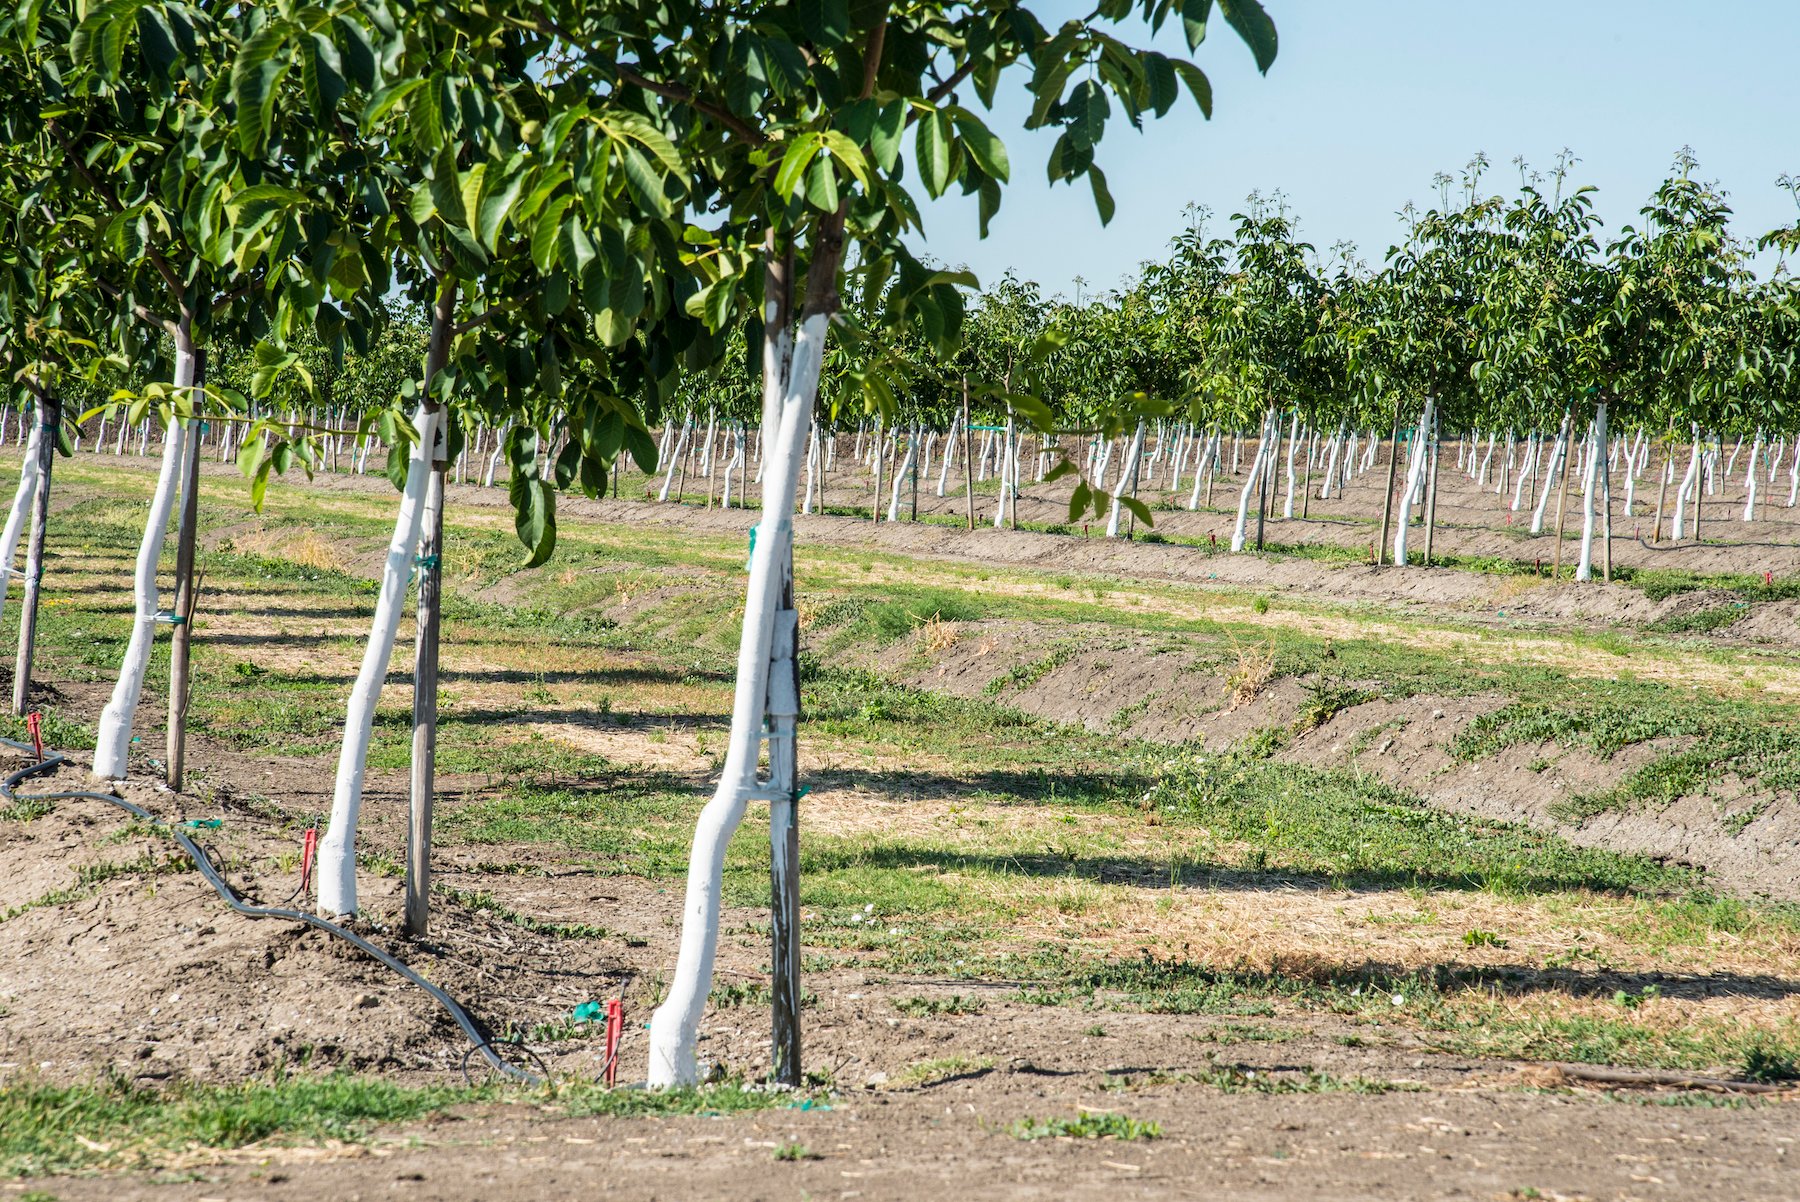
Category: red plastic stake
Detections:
[
  {"x1": 25, "y1": 712, "x2": 43, "y2": 763},
  {"x1": 1767, "y1": 571, "x2": 1774, "y2": 586},
  {"x1": 299, "y1": 827, "x2": 318, "y2": 896},
  {"x1": 603, "y1": 998, "x2": 624, "y2": 1088}
]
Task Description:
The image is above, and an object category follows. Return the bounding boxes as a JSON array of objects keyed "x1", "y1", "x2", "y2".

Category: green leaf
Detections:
[
  {"x1": 1089, "y1": 165, "x2": 1116, "y2": 226},
  {"x1": 1065, "y1": 79, "x2": 1109, "y2": 152},
  {"x1": 334, "y1": 16, "x2": 376, "y2": 89},
  {"x1": 532, "y1": 195, "x2": 573, "y2": 272},
  {"x1": 1143, "y1": 52, "x2": 1179, "y2": 117},
  {"x1": 623, "y1": 423, "x2": 658, "y2": 474},
  {"x1": 363, "y1": 78, "x2": 426, "y2": 130},
  {"x1": 798, "y1": 0, "x2": 850, "y2": 46},
  {"x1": 477, "y1": 165, "x2": 526, "y2": 252},
  {"x1": 302, "y1": 32, "x2": 346, "y2": 119},
  {"x1": 1119, "y1": 496, "x2": 1154, "y2": 527},
  {"x1": 1068, "y1": 479, "x2": 1092, "y2": 522},
  {"x1": 1169, "y1": 60, "x2": 1213, "y2": 118},
  {"x1": 617, "y1": 143, "x2": 671, "y2": 217},
  {"x1": 803, "y1": 155, "x2": 840, "y2": 212},
  {"x1": 870, "y1": 100, "x2": 906, "y2": 171},
  {"x1": 1179, "y1": 0, "x2": 1211, "y2": 52},
  {"x1": 950, "y1": 110, "x2": 1009, "y2": 184},
  {"x1": 915, "y1": 110, "x2": 951, "y2": 199},
  {"x1": 820, "y1": 130, "x2": 874, "y2": 192},
  {"x1": 232, "y1": 21, "x2": 291, "y2": 155},
  {"x1": 1219, "y1": 0, "x2": 1278, "y2": 73},
  {"x1": 773, "y1": 135, "x2": 819, "y2": 202},
  {"x1": 226, "y1": 184, "x2": 309, "y2": 211}
]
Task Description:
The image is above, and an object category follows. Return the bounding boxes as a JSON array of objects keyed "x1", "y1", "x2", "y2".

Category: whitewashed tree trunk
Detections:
[
  {"x1": 1511, "y1": 432, "x2": 1538, "y2": 512},
  {"x1": 992, "y1": 417, "x2": 1015, "y2": 530},
  {"x1": 1670, "y1": 432, "x2": 1701, "y2": 540},
  {"x1": 1530, "y1": 417, "x2": 1571, "y2": 534},
  {"x1": 886, "y1": 427, "x2": 916, "y2": 521},
  {"x1": 1318, "y1": 421, "x2": 1346, "y2": 500},
  {"x1": 1281, "y1": 410, "x2": 1300, "y2": 518},
  {"x1": 658, "y1": 418, "x2": 690, "y2": 501},
  {"x1": 0, "y1": 412, "x2": 44, "y2": 630},
  {"x1": 1742, "y1": 430, "x2": 1763, "y2": 522},
  {"x1": 1230, "y1": 410, "x2": 1274, "y2": 552},
  {"x1": 647, "y1": 307, "x2": 824, "y2": 1088},
  {"x1": 801, "y1": 425, "x2": 819, "y2": 515},
  {"x1": 1392, "y1": 400, "x2": 1433, "y2": 567},
  {"x1": 92, "y1": 343, "x2": 197, "y2": 781},
  {"x1": 1576, "y1": 403, "x2": 1608, "y2": 582},
  {"x1": 315, "y1": 403, "x2": 440, "y2": 914},
  {"x1": 1104, "y1": 420, "x2": 1147, "y2": 538}
]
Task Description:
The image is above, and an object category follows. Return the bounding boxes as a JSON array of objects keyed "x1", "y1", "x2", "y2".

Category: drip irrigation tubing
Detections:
[{"x1": 0, "y1": 736, "x2": 540, "y2": 1086}]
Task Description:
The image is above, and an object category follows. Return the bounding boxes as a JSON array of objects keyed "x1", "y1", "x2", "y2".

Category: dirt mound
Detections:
[
  {"x1": 856, "y1": 617, "x2": 1800, "y2": 901},
  {"x1": 0, "y1": 760, "x2": 633, "y2": 1086}
]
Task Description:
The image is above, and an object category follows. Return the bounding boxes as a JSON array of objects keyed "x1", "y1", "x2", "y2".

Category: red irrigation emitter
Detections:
[
  {"x1": 25, "y1": 712, "x2": 43, "y2": 763},
  {"x1": 603, "y1": 998, "x2": 624, "y2": 1088}
]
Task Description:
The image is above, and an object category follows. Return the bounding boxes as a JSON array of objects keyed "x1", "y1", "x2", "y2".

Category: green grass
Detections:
[
  {"x1": 0, "y1": 1073, "x2": 800, "y2": 1177},
  {"x1": 1010, "y1": 1112, "x2": 1161, "y2": 1141}
]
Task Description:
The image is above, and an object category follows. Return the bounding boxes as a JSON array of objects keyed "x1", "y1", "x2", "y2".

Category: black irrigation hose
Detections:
[{"x1": 0, "y1": 737, "x2": 540, "y2": 1086}]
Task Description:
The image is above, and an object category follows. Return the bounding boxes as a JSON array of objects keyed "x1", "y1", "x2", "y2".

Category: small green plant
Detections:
[
  {"x1": 1612, "y1": 984, "x2": 1661, "y2": 1010},
  {"x1": 1741, "y1": 1041, "x2": 1799, "y2": 1084},
  {"x1": 893, "y1": 995, "x2": 984, "y2": 1017},
  {"x1": 773, "y1": 1141, "x2": 813, "y2": 1161},
  {"x1": 1462, "y1": 929, "x2": 1508, "y2": 949},
  {"x1": 1251, "y1": 594, "x2": 1271, "y2": 615},
  {"x1": 1011, "y1": 1112, "x2": 1160, "y2": 1141},
  {"x1": 1083, "y1": 1024, "x2": 1107, "y2": 1037}
]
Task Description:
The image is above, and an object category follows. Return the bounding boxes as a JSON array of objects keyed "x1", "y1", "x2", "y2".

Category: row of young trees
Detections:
[
  {"x1": 1, "y1": 0, "x2": 1282, "y2": 1086},
  {"x1": 635, "y1": 152, "x2": 1795, "y2": 575}
]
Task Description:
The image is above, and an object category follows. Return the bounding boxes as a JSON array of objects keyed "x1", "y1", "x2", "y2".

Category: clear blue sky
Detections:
[{"x1": 914, "y1": 0, "x2": 1799, "y2": 298}]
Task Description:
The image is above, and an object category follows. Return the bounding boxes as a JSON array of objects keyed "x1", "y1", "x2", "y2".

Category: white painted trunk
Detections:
[
  {"x1": 801, "y1": 425, "x2": 818, "y2": 515},
  {"x1": 1742, "y1": 432, "x2": 1762, "y2": 522},
  {"x1": 1511, "y1": 434, "x2": 1538, "y2": 513},
  {"x1": 992, "y1": 418, "x2": 1014, "y2": 530},
  {"x1": 1230, "y1": 412, "x2": 1273, "y2": 552},
  {"x1": 482, "y1": 426, "x2": 506, "y2": 487},
  {"x1": 1392, "y1": 403, "x2": 1432, "y2": 567},
  {"x1": 1187, "y1": 431, "x2": 1216, "y2": 511},
  {"x1": 936, "y1": 425, "x2": 954, "y2": 497},
  {"x1": 314, "y1": 403, "x2": 440, "y2": 914},
  {"x1": 0, "y1": 414, "x2": 44, "y2": 628},
  {"x1": 886, "y1": 429, "x2": 916, "y2": 522},
  {"x1": 1105, "y1": 420, "x2": 1146, "y2": 538},
  {"x1": 1281, "y1": 411, "x2": 1300, "y2": 518},
  {"x1": 1670, "y1": 435, "x2": 1701, "y2": 540},
  {"x1": 1575, "y1": 403, "x2": 1608, "y2": 582},
  {"x1": 1319, "y1": 422, "x2": 1346, "y2": 500},
  {"x1": 646, "y1": 311, "x2": 824, "y2": 1088},
  {"x1": 1530, "y1": 420, "x2": 1570, "y2": 534},
  {"x1": 93, "y1": 352, "x2": 197, "y2": 780},
  {"x1": 1092, "y1": 437, "x2": 1112, "y2": 492},
  {"x1": 658, "y1": 420, "x2": 690, "y2": 501}
]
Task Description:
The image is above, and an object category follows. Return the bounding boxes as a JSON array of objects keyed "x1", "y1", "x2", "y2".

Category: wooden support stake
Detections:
[{"x1": 167, "y1": 352, "x2": 207, "y2": 789}]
